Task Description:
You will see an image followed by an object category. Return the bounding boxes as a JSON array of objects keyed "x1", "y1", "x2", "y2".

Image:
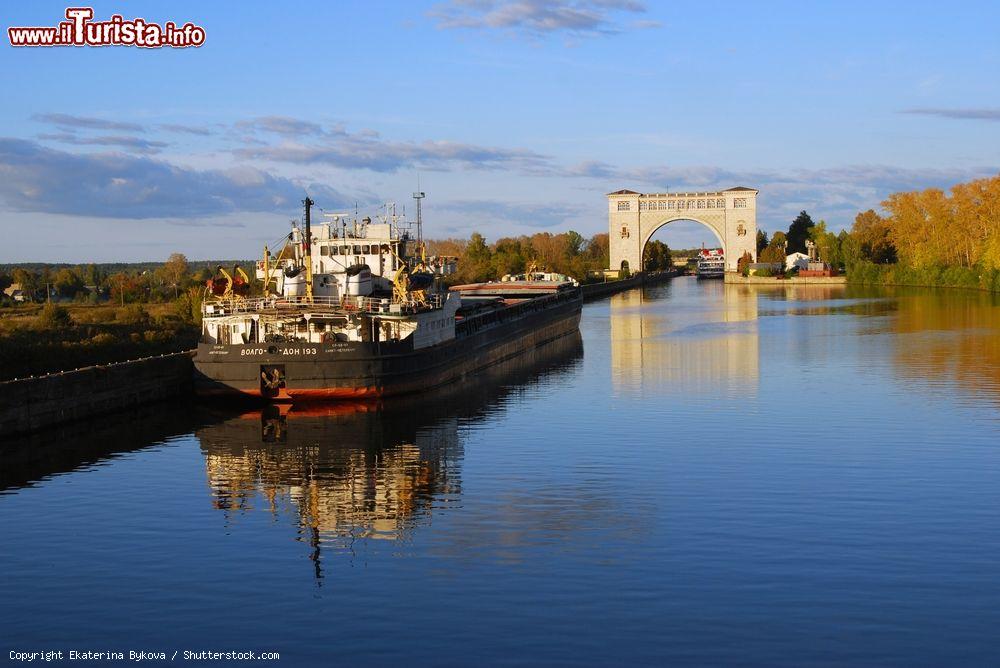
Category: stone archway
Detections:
[
  {"x1": 641, "y1": 216, "x2": 725, "y2": 270},
  {"x1": 609, "y1": 187, "x2": 758, "y2": 273}
]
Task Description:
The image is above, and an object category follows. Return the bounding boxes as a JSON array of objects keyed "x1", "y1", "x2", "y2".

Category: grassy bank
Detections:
[
  {"x1": 0, "y1": 302, "x2": 199, "y2": 381},
  {"x1": 846, "y1": 262, "x2": 1000, "y2": 293}
]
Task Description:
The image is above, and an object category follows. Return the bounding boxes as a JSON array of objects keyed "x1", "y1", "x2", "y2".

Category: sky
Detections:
[{"x1": 1, "y1": 0, "x2": 999, "y2": 262}]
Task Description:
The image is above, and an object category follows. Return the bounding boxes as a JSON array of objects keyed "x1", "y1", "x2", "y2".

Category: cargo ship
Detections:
[{"x1": 193, "y1": 195, "x2": 582, "y2": 400}]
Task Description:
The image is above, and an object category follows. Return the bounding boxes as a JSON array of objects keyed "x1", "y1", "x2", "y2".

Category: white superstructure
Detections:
[
  {"x1": 257, "y1": 208, "x2": 454, "y2": 301},
  {"x1": 696, "y1": 248, "x2": 725, "y2": 279},
  {"x1": 199, "y1": 198, "x2": 461, "y2": 349}
]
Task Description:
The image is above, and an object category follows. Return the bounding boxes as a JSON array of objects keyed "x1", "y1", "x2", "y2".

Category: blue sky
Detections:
[{"x1": 2, "y1": 0, "x2": 998, "y2": 262}]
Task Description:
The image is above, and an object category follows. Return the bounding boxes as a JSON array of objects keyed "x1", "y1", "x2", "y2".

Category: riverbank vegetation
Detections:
[
  {"x1": 744, "y1": 174, "x2": 1000, "y2": 289},
  {"x1": 0, "y1": 254, "x2": 244, "y2": 380},
  {"x1": 843, "y1": 175, "x2": 1000, "y2": 291},
  {"x1": 0, "y1": 301, "x2": 199, "y2": 381},
  {"x1": 428, "y1": 231, "x2": 611, "y2": 283},
  {"x1": 428, "y1": 231, "x2": 682, "y2": 281}
]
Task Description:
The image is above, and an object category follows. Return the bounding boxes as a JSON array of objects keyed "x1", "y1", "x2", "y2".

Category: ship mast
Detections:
[
  {"x1": 303, "y1": 196, "x2": 314, "y2": 300},
  {"x1": 412, "y1": 183, "x2": 425, "y2": 259}
]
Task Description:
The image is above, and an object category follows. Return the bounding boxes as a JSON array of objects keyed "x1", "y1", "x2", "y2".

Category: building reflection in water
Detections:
[
  {"x1": 194, "y1": 332, "x2": 583, "y2": 578},
  {"x1": 609, "y1": 281, "x2": 760, "y2": 396}
]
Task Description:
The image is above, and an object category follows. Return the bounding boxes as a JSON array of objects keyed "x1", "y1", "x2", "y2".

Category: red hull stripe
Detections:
[{"x1": 197, "y1": 386, "x2": 384, "y2": 400}]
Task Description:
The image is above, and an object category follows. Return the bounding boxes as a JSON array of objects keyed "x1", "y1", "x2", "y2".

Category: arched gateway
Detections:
[{"x1": 608, "y1": 187, "x2": 758, "y2": 273}]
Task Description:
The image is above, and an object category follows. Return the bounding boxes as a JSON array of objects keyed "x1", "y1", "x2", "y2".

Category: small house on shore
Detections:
[
  {"x1": 3, "y1": 283, "x2": 28, "y2": 302},
  {"x1": 785, "y1": 252, "x2": 809, "y2": 271}
]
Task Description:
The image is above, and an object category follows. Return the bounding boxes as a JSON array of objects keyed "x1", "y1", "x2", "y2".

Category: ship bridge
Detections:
[{"x1": 608, "y1": 187, "x2": 758, "y2": 273}]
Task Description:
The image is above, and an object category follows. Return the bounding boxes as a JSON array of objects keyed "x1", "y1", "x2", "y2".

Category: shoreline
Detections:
[{"x1": 724, "y1": 274, "x2": 847, "y2": 285}]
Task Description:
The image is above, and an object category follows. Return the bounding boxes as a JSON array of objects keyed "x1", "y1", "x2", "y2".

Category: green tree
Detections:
[
  {"x1": 160, "y1": 252, "x2": 190, "y2": 298},
  {"x1": 53, "y1": 267, "x2": 85, "y2": 298},
  {"x1": 643, "y1": 240, "x2": 672, "y2": 271},
  {"x1": 808, "y1": 220, "x2": 842, "y2": 267},
  {"x1": 456, "y1": 232, "x2": 493, "y2": 282},
  {"x1": 36, "y1": 302, "x2": 72, "y2": 329},
  {"x1": 466, "y1": 233, "x2": 489, "y2": 262},
  {"x1": 756, "y1": 229, "x2": 769, "y2": 255},
  {"x1": 564, "y1": 230, "x2": 585, "y2": 257},
  {"x1": 491, "y1": 237, "x2": 528, "y2": 276},
  {"x1": 838, "y1": 229, "x2": 859, "y2": 267},
  {"x1": 786, "y1": 211, "x2": 815, "y2": 254},
  {"x1": 81, "y1": 263, "x2": 104, "y2": 287},
  {"x1": 759, "y1": 231, "x2": 788, "y2": 264},
  {"x1": 11, "y1": 268, "x2": 37, "y2": 299},
  {"x1": 586, "y1": 233, "x2": 609, "y2": 266},
  {"x1": 174, "y1": 287, "x2": 204, "y2": 324}
]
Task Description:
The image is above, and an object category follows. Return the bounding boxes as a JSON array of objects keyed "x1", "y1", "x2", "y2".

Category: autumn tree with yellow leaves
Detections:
[
  {"x1": 878, "y1": 176, "x2": 1000, "y2": 270},
  {"x1": 848, "y1": 174, "x2": 1000, "y2": 290}
]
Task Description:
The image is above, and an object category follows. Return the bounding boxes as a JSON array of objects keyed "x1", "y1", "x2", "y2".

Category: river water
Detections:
[{"x1": 2, "y1": 278, "x2": 1000, "y2": 665}]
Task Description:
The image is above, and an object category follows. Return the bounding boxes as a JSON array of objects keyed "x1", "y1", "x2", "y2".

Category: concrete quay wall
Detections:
[
  {"x1": 581, "y1": 270, "x2": 679, "y2": 301},
  {"x1": 0, "y1": 351, "x2": 195, "y2": 439}
]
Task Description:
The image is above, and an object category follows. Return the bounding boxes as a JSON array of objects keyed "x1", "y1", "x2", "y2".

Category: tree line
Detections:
[
  {"x1": 0, "y1": 254, "x2": 259, "y2": 321},
  {"x1": 427, "y1": 231, "x2": 683, "y2": 282},
  {"x1": 427, "y1": 231, "x2": 614, "y2": 283},
  {"x1": 0, "y1": 255, "x2": 255, "y2": 304},
  {"x1": 748, "y1": 174, "x2": 1000, "y2": 289}
]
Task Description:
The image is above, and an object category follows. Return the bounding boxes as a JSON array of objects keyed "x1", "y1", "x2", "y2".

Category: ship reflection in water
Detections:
[
  {"x1": 202, "y1": 407, "x2": 461, "y2": 564},
  {"x1": 195, "y1": 332, "x2": 583, "y2": 577}
]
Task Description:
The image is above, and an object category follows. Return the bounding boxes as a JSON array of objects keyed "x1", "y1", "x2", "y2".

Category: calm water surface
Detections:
[{"x1": 3, "y1": 279, "x2": 1000, "y2": 665}]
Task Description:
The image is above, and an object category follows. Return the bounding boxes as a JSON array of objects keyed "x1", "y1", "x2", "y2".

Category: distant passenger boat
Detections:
[{"x1": 696, "y1": 248, "x2": 725, "y2": 279}]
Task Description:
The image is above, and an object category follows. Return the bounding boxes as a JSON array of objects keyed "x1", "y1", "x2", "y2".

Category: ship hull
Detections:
[{"x1": 194, "y1": 291, "x2": 582, "y2": 401}]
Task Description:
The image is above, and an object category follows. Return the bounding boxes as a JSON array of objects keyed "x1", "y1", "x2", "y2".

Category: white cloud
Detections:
[
  {"x1": 32, "y1": 113, "x2": 145, "y2": 132},
  {"x1": 429, "y1": 0, "x2": 656, "y2": 38},
  {"x1": 900, "y1": 108, "x2": 1000, "y2": 121}
]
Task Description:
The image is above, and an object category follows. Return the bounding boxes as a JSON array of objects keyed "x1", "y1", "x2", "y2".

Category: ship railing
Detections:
[{"x1": 202, "y1": 293, "x2": 442, "y2": 317}]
